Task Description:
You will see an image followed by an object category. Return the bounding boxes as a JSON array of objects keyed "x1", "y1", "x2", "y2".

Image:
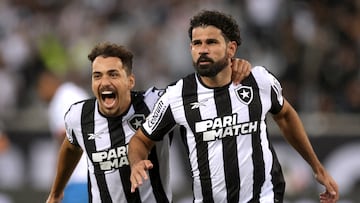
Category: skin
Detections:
[
  {"x1": 128, "y1": 26, "x2": 339, "y2": 203},
  {"x1": 91, "y1": 56, "x2": 135, "y2": 117},
  {"x1": 191, "y1": 26, "x2": 237, "y2": 87},
  {"x1": 0, "y1": 132, "x2": 9, "y2": 153}
]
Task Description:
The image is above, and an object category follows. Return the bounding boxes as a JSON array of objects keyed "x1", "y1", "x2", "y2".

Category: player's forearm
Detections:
[
  {"x1": 50, "y1": 140, "x2": 82, "y2": 195},
  {"x1": 128, "y1": 131, "x2": 153, "y2": 167},
  {"x1": 128, "y1": 136, "x2": 149, "y2": 167},
  {"x1": 274, "y1": 101, "x2": 323, "y2": 172}
]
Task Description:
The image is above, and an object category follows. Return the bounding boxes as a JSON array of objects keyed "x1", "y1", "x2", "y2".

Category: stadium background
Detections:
[{"x1": 0, "y1": 0, "x2": 359, "y2": 202}]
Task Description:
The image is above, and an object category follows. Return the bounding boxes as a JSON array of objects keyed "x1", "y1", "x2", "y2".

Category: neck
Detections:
[{"x1": 199, "y1": 66, "x2": 232, "y2": 88}]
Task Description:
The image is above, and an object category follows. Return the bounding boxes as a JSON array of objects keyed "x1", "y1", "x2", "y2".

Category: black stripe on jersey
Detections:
[
  {"x1": 214, "y1": 87, "x2": 240, "y2": 203},
  {"x1": 182, "y1": 74, "x2": 214, "y2": 203},
  {"x1": 179, "y1": 126, "x2": 189, "y2": 155},
  {"x1": 71, "y1": 129, "x2": 80, "y2": 147},
  {"x1": 242, "y1": 74, "x2": 265, "y2": 202},
  {"x1": 269, "y1": 88, "x2": 286, "y2": 200},
  {"x1": 268, "y1": 139, "x2": 285, "y2": 201},
  {"x1": 81, "y1": 99, "x2": 112, "y2": 203},
  {"x1": 107, "y1": 117, "x2": 141, "y2": 203},
  {"x1": 270, "y1": 88, "x2": 282, "y2": 114},
  {"x1": 132, "y1": 91, "x2": 169, "y2": 203}
]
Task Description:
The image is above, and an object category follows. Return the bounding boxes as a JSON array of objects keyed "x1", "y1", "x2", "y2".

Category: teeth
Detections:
[{"x1": 102, "y1": 91, "x2": 113, "y2": 95}]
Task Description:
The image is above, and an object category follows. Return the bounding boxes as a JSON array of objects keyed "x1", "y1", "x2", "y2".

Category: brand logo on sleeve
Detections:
[{"x1": 147, "y1": 100, "x2": 167, "y2": 130}]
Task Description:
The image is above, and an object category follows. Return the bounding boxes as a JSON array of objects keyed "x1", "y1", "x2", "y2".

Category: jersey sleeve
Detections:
[
  {"x1": 266, "y1": 68, "x2": 284, "y2": 114},
  {"x1": 64, "y1": 104, "x2": 81, "y2": 147},
  {"x1": 253, "y1": 66, "x2": 284, "y2": 114},
  {"x1": 141, "y1": 89, "x2": 177, "y2": 141},
  {"x1": 143, "y1": 86, "x2": 165, "y2": 110}
]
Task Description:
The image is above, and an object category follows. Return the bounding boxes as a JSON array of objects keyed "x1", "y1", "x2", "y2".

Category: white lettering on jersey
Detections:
[
  {"x1": 147, "y1": 100, "x2": 166, "y2": 130},
  {"x1": 92, "y1": 146, "x2": 129, "y2": 171},
  {"x1": 195, "y1": 114, "x2": 258, "y2": 141}
]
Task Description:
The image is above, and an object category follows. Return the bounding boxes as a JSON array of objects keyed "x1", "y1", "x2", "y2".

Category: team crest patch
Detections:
[
  {"x1": 128, "y1": 114, "x2": 146, "y2": 131},
  {"x1": 235, "y1": 86, "x2": 253, "y2": 105}
]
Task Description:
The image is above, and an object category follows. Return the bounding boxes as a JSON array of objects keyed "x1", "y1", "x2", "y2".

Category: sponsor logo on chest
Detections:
[
  {"x1": 91, "y1": 145, "x2": 129, "y2": 171},
  {"x1": 195, "y1": 114, "x2": 258, "y2": 141}
]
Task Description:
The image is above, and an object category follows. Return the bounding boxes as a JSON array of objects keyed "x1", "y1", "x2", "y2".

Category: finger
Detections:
[
  {"x1": 140, "y1": 161, "x2": 153, "y2": 180},
  {"x1": 234, "y1": 58, "x2": 251, "y2": 85},
  {"x1": 231, "y1": 58, "x2": 242, "y2": 85},
  {"x1": 324, "y1": 179, "x2": 338, "y2": 197},
  {"x1": 131, "y1": 181, "x2": 137, "y2": 193},
  {"x1": 320, "y1": 191, "x2": 337, "y2": 203},
  {"x1": 131, "y1": 172, "x2": 145, "y2": 192},
  {"x1": 144, "y1": 161, "x2": 154, "y2": 170},
  {"x1": 130, "y1": 173, "x2": 139, "y2": 192}
]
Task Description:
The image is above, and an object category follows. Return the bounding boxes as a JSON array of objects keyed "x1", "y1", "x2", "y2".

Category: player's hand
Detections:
[
  {"x1": 315, "y1": 170, "x2": 339, "y2": 203},
  {"x1": 130, "y1": 160, "x2": 153, "y2": 192},
  {"x1": 231, "y1": 58, "x2": 251, "y2": 85}
]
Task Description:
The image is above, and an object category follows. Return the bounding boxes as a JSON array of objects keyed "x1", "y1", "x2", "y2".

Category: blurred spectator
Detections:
[
  {"x1": 36, "y1": 69, "x2": 89, "y2": 203},
  {"x1": 0, "y1": 122, "x2": 15, "y2": 203},
  {"x1": 0, "y1": 52, "x2": 18, "y2": 123},
  {"x1": 0, "y1": 122, "x2": 9, "y2": 154}
]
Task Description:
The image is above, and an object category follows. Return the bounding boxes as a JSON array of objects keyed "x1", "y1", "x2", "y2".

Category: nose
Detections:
[
  {"x1": 99, "y1": 75, "x2": 111, "y2": 86},
  {"x1": 199, "y1": 44, "x2": 209, "y2": 54}
]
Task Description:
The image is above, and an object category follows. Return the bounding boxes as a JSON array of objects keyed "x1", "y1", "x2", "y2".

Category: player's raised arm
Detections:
[{"x1": 128, "y1": 129, "x2": 155, "y2": 192}]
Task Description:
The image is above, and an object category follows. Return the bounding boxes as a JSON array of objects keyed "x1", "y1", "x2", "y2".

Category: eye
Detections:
[
  {"x1": 192, "y1": 40, "x2": 201, "y2": 46},
  {"x1": 110, "y1": 72, "x2": 119, "y2": 78},
  {"x1": 206, "y1": 39, "x2": 218, "y2": 45},
  {"x1": 93, "y1": 73, "x2": 101, "y2": 80}
]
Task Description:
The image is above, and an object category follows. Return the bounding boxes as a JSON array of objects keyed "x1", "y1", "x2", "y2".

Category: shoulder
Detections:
[
  {"x1": 131, "y1": 87, "x2": 165, "y2": 107},
  {"x1": 249, "y1": 66, "x2": 281, "y2": 87},
  {"x1": 165, "y1": 73, "x2": 195, "y2": 93},
  {"x1": 64, "y1": 98, "x2": 96, "y2": 123}
]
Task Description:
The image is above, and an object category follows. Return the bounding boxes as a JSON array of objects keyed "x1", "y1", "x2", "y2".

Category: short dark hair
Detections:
[
  {"x1": 88, "y1": 42, "x2": 133, "y2": 74},
  {"x1": 188, "y1": 10, "x2": 241, "y2": 46}
]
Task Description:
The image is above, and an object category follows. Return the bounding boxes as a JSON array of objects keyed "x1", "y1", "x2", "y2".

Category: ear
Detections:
[
  {"x1": 227, "y1": 41, "x2": 238, "y2": 58},
  {"x1": 128, "y1": 74, "x2": 135, "y2": 89}
]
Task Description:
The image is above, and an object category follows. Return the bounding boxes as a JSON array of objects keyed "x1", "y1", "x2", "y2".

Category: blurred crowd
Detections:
[
  {"x1": 0, "y1": 0, "x2": 359, "y2": 127},
  {"x1": 0, "y1": 0, "x2": 359, "y2": 202}
]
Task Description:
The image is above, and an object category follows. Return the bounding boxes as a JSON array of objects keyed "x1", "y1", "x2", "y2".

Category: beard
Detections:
[{"x1": 193, "y1": 55, "x2": 229, "y2": 77}]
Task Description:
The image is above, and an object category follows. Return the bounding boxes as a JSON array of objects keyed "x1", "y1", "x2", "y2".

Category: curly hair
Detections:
[
  {"x1": 188, "y1": 10, "x2": 241, "y2": 46},
  {"x1": 88, "y1": 42, "x2": 134, "y2": 74}
]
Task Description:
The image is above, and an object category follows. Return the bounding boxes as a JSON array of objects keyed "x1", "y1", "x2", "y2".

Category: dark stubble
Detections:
[{"x1": 193, "y1": 54, "x2": 229, "y2": 77}]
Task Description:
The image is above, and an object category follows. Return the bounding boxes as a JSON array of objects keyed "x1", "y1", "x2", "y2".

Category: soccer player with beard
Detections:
[
  {"x1": 45, "y1": 42, "x2": 251, "y2": 203},
  {"x1": 128, "y1": 10, "x2": 339, "y2": 203}
]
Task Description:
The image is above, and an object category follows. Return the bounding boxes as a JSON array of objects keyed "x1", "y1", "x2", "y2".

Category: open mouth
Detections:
[{"x1": 101, "y1": 90, "x2": 116, "y2": 108}]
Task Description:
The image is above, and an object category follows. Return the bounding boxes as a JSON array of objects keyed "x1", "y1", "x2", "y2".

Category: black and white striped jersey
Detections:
[
  {"x1": 65, "y1": 87, "x2": 171, "y2": 203},
  {"x1": 141, "y1": 66, "x2": 286, "y2": 203}
]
